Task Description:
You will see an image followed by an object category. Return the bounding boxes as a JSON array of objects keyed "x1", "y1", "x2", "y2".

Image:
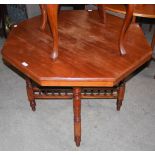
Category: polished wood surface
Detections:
[
  {"x1": 103, "y1": 4, "x2": 155, "y2": 78},
  {"x1": 98, "y1": 4, "x2": 135, "y2": 55},
  {"x1": 119, "y1": 5, "x2": 134, "y2": 55},
  {"x1": 73, "y1": 87, "x2": 81, "y2": 146},
  {"x1": 40, "y1": 4, "x2": 135, "y2": 58},
  {"x1": 39, "y1": 4, "x2": 47, "y2": 31},
  {"x1": 46, "y1": 5, "x2": 59, "y2": 60},
  {"x1": 1, "y1": 10, "x2": 153, "y2": 147},
  {"x1": 104, "y1": 4, "x2": 155, "y2": 18},
  {"x1": 2, "y1": 11, "x2": 152, "y2": 87},
  {"x1": 40, "y1": 4, "x2": 59, "y2": 60}
]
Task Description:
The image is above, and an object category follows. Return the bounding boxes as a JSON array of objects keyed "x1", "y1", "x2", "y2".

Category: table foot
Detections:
[
  {"x1": 116, "y1": 100, "x2": 122, "y2": 111},
  {"x1": 26, "y1": 78, "x2": 36, "y2": 112},
  {"x1": 75, "y1": 137, "x2": 81, "y2": 147},
  {"x1": 73, "y1": 88, "x2": 81, "y2": 147},
  {"x1": 116, "y1": 82, "x2": 125, "y2": 111},
  {"x1": 30, "y1": 101, "x2": 36, "y2": 111}
]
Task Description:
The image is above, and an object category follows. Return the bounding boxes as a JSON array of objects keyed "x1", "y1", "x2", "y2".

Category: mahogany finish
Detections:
[
  {"x1": 40, "y1": 4, "x2": 59, "y2": 60},
  {"x1": 1, "y1": 8, "x2": 152, "y2": 146},
  {"x1": 116, "y1": 82, "x2": 125, "y2": 111},
  {"x1": 73, "y1": 87, "x2": 81, "y2": 146},
  {"x1": 26, "y1": 79, "x2": 123, "y2": 146},
  {"x1": 103, "y1": 4, "x2": 155, "y2": 18},
  {"x1": 40, "y1": 4, "x2": 136, "y2": 58},
  {"x1": 39, "y1": 4, "x2": 47, "y2": 31},
  {"x1": 103, "y1": 4, "x2": 155, "y2": 78},
  {"x1": 119, "y1": 5, "x2": 134, "y2": 55},
  {"x1": 2, "y1": 11, "x2": 152, "y2": 87}
]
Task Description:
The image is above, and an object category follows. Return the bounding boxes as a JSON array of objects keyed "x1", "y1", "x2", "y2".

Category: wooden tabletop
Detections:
[
  {"x1": 104, "y1": 4, "x2": 155, "y2": 18},
  {"x1": 2, "y1": 10, "x2": 152, "y2": 87}
]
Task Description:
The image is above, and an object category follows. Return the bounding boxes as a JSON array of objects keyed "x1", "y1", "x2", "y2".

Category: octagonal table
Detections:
[{"x1": 1, "y1": 10, "x2": 152, "y2": 146}]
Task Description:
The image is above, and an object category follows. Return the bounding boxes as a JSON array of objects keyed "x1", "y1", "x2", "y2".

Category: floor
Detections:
[{"x1": 0, "y1": 23, "x2": 155, "y2": 150}]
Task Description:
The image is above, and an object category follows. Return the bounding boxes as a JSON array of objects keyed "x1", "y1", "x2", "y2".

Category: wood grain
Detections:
[
  {"x1": 103, "y1": 4, "x2": 155, "y2": 18},
  {"x1": 2, "y1": 11, "x2": 152, "y2": 87}
]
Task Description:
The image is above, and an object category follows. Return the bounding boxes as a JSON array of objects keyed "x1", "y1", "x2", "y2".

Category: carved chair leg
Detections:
[
  {"x1": 116, "y1": 82, "x2": 125, "y2": 111},
  {"x1": 73, "y1": 87, "x2": 81, "y2": 147},
  {"x1": 39, "y1": 4, "x2": 47, "y2": 31},
  {"x1": 26, "y1": 78, "x2": 36, "y2": 111},
  {"x1": 46, "y1": 4, "x2": 59, "y2": 60},
  {"x1": 119, "y1": 5, "x2": 134, "y2": 55}
]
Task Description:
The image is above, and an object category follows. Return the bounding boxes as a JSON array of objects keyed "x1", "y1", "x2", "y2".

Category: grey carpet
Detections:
[{"x1": 0, "y1": 23, "x2": 155, "y2": 150}]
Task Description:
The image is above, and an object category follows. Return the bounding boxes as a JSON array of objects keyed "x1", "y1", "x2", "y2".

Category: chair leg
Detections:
[
  {"x1": 39, "y1": 4, "x2": 47, "y2": 31},
  {"x1": 97, "y1": 5, "x2": 106, "y2": 23},
  {"x1": 116, "y1": 82, "x2": 125, "y2": 111},
  {"x1": 26, "y1": 78, "x2": 36, "y2": 111},
  {"x1": 73, "y1": 87, "x2": 81, "y2": 147},
  {"x1": 46, "y1": 4, "x2": 59, "y2": 60}
]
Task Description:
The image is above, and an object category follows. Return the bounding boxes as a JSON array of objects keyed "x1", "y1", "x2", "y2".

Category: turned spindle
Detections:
[
  {"x1": 116, "y1": 82, "x2": 125, "y2": 111},
  {"x1": 26, "y1": 78, "x2": 36, "y2": 111},
  {"x1": 73, "y1": 88, "x2": 81, "y2": 147}
]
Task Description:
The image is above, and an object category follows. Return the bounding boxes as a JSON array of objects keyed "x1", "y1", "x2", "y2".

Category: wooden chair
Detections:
[
  {"x1": 39, "y1": 4, "x2": 134, "y2": 60},
  {"x1": 1, "y1": 4, "x2": 152, "y2": 146}
]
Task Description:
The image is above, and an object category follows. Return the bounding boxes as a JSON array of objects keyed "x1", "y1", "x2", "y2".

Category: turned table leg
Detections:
[
  {"x1": 26, "y1": 78, "x2": 36, "y2": 111},
  {"x1": 116, "y1": 82, "x2": 125, "y2": 111},
  {"x1": 73, "y1": 87, "x2": 81, "y2": 147}
]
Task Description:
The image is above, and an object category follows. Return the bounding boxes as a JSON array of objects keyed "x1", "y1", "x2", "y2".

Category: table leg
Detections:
[
  {"x1": 119, "y1": 5, "x2": 134, "y2": 55},
  {"x1": 73, "y1": 87, "x2": 81, "y2": 147},
  {"x1": 26, "y1": 78, "x2": 36, "y2": 111},
  {"x1": 116, "y1": 82, "x2": 125, "y2": 111}
]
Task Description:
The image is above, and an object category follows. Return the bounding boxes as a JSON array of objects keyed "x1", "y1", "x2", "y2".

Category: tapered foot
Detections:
[
  {"x1": 75, "y1": 137, "x2": 81, "y2": 147},
  {"x1": 116, "y1": 82, "x2": 125, "y2": 111},
  {"x1": 30, "y1": 101, "x2": 36, "y2": 111},
  {"x1": 116, "y1": 100, "x2": 122, "y2": 111}
]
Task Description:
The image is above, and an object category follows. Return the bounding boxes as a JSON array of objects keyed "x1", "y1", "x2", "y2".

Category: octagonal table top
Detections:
[{"x1": 1, "y1": 10, "x2": 152, "y2": 87}]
